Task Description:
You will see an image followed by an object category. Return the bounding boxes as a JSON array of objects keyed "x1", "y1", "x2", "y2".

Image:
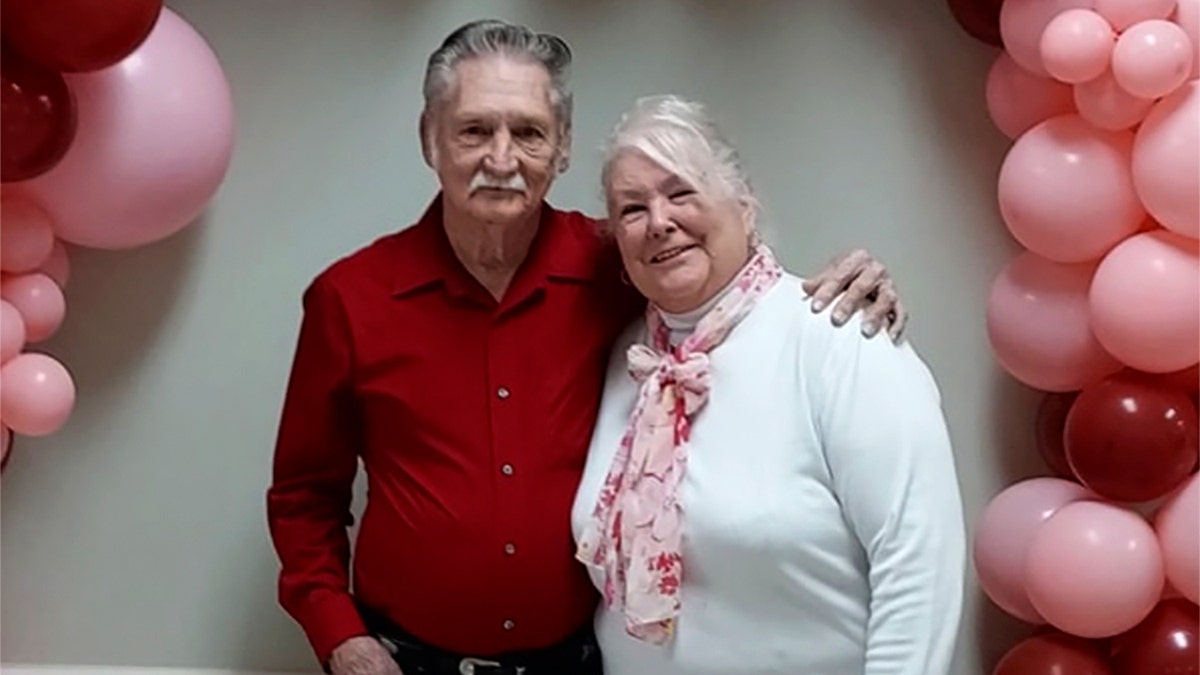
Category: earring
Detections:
[{"x1": 620, "y1": 269, "x2": 632, "y2": 286}]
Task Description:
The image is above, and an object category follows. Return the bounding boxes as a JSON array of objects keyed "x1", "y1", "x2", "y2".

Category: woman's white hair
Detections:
[{"x1": 601, "y1": 95, "x2": 761, "y2": 235}]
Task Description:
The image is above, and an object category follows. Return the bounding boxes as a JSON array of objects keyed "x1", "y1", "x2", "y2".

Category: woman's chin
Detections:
[{"x1": 647, "y1": 284, "x2": 709, "y2": 313}]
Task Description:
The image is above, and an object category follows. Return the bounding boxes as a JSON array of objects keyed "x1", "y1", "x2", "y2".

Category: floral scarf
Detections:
[{"x1": 576, "y1": 245, "x2": 783, "y2": 644}]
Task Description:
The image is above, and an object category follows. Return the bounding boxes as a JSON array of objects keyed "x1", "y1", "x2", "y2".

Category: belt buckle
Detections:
[{"x1": 458, "y1": 656, "x2": 523, "y2": 675}]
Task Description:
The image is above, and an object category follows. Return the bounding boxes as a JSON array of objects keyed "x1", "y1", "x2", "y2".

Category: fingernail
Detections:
[
  {"x1": 834, "y1": 310, "x2": 848, "y2": 323},
  {"x1": 861, "y1": 322, "x2": 876, "y2": 336},
  {"x1": 812, "y1": 299, "x2": 825, "y2": 312}
]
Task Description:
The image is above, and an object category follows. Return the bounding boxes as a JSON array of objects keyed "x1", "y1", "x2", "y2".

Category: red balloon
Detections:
[
  {"x1": 1110, "y1": 599, "x2": 1199, "y2": 675},
  {"x1": 947, "y1": 0, "x2": 1004, "y2": 46},
  {"x1": 1161, "y1": 365, "x2": 1200, "y2": 396},
  {"x1": 1036, "y1": 391, "x2": 1079, "y2": 478},
  {"x1": 1065, "y1": 372, "x2": 1199, "y2": 502},
  {"x1": 1151, "y1": 366, "x2": 1200, "y2": 469},
  {"x1": 1, "y1": 0, "x2": 162, "y2": 73},
  {"x1": 0, "y1": 44, "x2": 75, "y2": 183},
  {"x1": 994, "y1": 632, "x2": 1113, "y2": 675}
]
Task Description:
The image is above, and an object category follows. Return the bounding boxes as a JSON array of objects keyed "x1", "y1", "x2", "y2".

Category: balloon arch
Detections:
[
  {"x1": 949, "y1": 0, "x2": 1198, "y2": 673},
  {"x1": 0, "y1": 1, "x2": 1197, "y2": 671},
  {"x1": 0, "y1": 0, "x2": 235, "y2": 468}
]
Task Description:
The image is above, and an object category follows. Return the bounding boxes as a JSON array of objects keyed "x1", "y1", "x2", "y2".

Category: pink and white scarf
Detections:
[{"x1": 576, "y1": 246, "x2": 783, "y2": 645}]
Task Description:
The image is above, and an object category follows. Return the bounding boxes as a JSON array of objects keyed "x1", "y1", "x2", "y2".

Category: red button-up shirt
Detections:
[{"x1": 267, "y1": 196, "x2": 640, "y2": 664}]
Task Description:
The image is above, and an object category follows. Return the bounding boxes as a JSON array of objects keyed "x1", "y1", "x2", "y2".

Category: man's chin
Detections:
[{"x1": 467, "y1": 200, "x2": 539, "y2": 224}]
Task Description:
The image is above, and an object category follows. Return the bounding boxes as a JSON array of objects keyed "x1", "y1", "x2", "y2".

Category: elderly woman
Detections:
[{"x1": 571, "y1": 96, "x2": 965, "y2": 675}]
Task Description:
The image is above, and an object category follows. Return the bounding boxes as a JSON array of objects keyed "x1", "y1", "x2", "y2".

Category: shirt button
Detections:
[
  {"x1": 501, "y1": 463, "x2": 514, "y2": 476},
  {"x1": 502, "y1": 619, "x2": 515, "y2": 631},
  {"x1": 504, "y1": 543, "x2": 516, "y2": 555},
  {"x1": 497, "y1": 386, "x2": 510, "y2": 399}
]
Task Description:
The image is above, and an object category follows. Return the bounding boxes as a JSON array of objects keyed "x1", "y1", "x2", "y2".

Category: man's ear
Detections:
[
  {"x1": 556, "y1": 125, "x2": 572, "y2": 174},
  {"x1": 419, "y1": 111, "x2": 436, "y2": 169}
]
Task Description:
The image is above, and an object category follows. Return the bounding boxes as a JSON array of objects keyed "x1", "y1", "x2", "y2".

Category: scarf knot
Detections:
[{"x1": 628, "y1": 345, "x2": 712, "y2": 417}]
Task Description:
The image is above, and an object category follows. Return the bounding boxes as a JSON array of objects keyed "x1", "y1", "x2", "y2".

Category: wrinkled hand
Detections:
[
  {"x1": 330, "y1": 636, "x2": 403, "y2": 675},
  {"x1": 801, "y1": 248, "x2": 907, "y2": 342}
]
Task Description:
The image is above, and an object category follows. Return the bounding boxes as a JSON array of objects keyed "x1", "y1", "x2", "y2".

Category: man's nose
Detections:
[{"x1": 483, "y1": 128, "x2": 518, "y2": 174}]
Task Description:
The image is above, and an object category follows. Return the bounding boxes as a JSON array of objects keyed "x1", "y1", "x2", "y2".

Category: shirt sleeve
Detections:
[
  {"x1": 266, "y1": 275, "x2": 368, "y2": 665},
  {"x1": 814, "y1": 319, "x2": 966, "y2": 675}
]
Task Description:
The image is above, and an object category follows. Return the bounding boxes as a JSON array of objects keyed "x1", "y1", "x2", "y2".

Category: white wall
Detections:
[{"x1": 1, "y1": 1, "x2": 1051, "y2": 672}]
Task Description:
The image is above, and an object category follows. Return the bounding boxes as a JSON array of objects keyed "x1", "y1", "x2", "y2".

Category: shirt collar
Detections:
[{"x1": 388, "y1": 193, "x2": 601, "y2": 299}]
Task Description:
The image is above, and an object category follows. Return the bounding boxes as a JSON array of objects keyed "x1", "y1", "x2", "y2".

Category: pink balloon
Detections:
[
  {"x1": 1001, "y1": 0, "x2": 1096, "y2": 77},
  {"x1": 1074, "y1": 69, "x2": 1157, "y2": 130},
  {"x1": 1161, "y1": 577, "x2": 1184, "y2": 600},
  {"x1": 1132, "y1": 81, "x2": 1199, "y2": 238},
  {"x1": 0, "y1": 425, "x2": 10, "y2": 468},
  {"x1": 1026, "y1": 501, "x2": 1164, "y2": 638},
  {"x1": 1090, "y1": 230, "x2": 1200, "y2": 372},
  {"x1": 36, "y1": 239, "x2": 70, "y2": 288},
  {"x1": 987, "y1": 252, "x2": 1123, "y2": 391},
  {"x1": 1096, "y1": 0, "x2": 1179, "y2": 31},
  {"x1": 0, "y1": 272, "x2": 65, "y2": 343},
  {"x1": 0, "y1": 352, "x2": 75, "y2": 436},
  {"x1": 1041, "y1": 10, "x2": 1117, "y2": 84},
  {"x1": 1155, "y1": 474, "x2": 1199, "y2": 604},
  {"x1": 986, "y1": 51, "x2": 1077, "y2": 139},
  {"x1": 0, "y1": 300, "x2": 26, "y2": 364},
  {"x1": 0, "y1": 199, "x2": 54, "y2": 273},
  {"x1": 998, "y1": 115, "x2": 1145, "y2": 262},
  {"x1": 974, "y1": 477, "x2": 1097, "y2": 624},
  {"x1": 1112, "y1": 20, "x2": 1194, "y2": 99},
  {"x1": 1177, "y1": 0, "x2": 1200, "y2": 79},
  {"x1": 8, "y1": 8, "x2": 235, "y2": 250}
]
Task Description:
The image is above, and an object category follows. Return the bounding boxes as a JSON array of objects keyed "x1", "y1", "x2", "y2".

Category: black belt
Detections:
[{"x1": 357, "y1": 604, "x2": 601, "y2": 675}]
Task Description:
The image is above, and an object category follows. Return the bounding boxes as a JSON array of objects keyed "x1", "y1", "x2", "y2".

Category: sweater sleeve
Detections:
[{"x1": 813, "y1": 318, "x2": 965, "y2": 675}]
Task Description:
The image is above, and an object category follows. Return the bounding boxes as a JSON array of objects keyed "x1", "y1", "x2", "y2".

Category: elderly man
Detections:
[{"x1": 267, "y1": 19, "x2": 906, "y2": 675}]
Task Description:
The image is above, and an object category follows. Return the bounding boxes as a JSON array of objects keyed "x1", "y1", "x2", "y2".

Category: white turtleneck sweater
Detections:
[{"x1": 571, "y1": 273, "x2": 965, "y2": 675}]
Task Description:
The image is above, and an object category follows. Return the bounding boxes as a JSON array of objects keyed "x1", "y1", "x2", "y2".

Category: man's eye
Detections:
[
  {"x1": 514, "y1": 127, "x2": 544, "y2": 140},
  {"x1": 462, "y1": 126, "x2": 488, "y2": 137}
]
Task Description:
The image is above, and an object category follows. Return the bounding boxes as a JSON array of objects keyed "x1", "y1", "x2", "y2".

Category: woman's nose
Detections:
[{"x1": 646, "y1": 199, "x2": 676, "y2": 237}]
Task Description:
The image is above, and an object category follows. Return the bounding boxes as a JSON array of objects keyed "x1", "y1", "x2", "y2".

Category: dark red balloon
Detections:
[
  {"x1": 994, "y1": 632, "x2": 1113, "y2": 675},
  {"x1": 1065, "y1": 372, "x2": 1199, "y2": 502},
  {"x1": 1161, "y1": 365, "x2": 1200, "y2": 396},
  {"x1": 947, "y1": 0, "x2": 1004, "y2": 46},
  {"x1": 1110, "y1": 599, "x2": 1199, "y2": 675},
  {"x1": 1, "y1": 44, "x2": 75, "y2": 182},
  {"x1": 1149, "y1": 366, "x2": 1200, "y2": 471},
  {"x1": 1, "y1": 0, "x2": 162, "y2": 73},
  {"x1": 1036, "y1": 391, "x2": 1079, "y2": 478},
  {"x1": 1159, "y1": 364, "x2": 1200, "y2": 407}
]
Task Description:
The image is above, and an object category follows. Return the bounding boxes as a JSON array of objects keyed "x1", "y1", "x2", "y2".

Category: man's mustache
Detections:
[{"x1": 469, "y1": 171, "x2": 527, "y2": 193}]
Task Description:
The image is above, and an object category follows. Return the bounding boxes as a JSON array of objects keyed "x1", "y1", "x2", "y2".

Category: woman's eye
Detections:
[
  {"x1": 620, "y1": 204, "x2": 646, "y2": 217},
  {"x1": 669, "y1": 189, "x2": 695, "y2": 201}
]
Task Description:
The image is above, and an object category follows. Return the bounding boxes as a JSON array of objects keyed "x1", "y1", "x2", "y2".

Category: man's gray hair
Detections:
[
  {"x1": 601, "y1": 95, "x2": 761, "y2": 229},
  {"x1": 423, "y1": 19, "x2": 574, "y2": 129}
]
